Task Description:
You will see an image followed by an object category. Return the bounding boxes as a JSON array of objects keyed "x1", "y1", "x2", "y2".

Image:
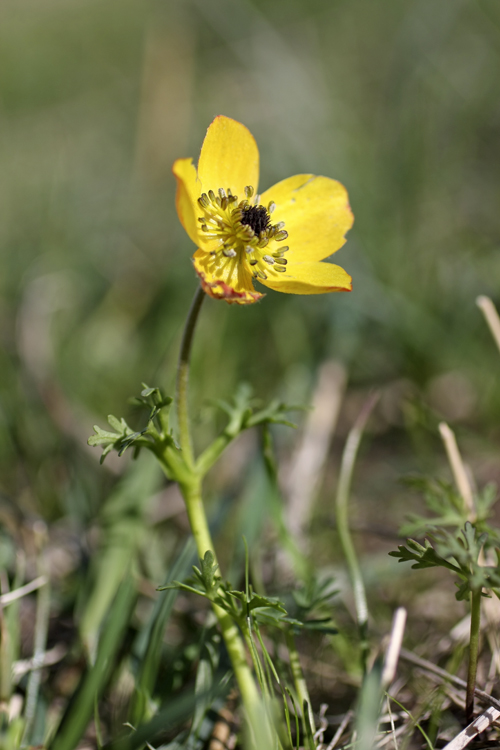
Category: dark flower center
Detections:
[{"x1": 240, "y1": 205, "x2": 271, "y2": 236}]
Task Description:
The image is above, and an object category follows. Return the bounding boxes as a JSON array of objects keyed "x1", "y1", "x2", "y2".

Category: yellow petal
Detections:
[
  {"x1": 172, "y1": 157, "x2": 202, "y2": 246},
  {"x1": 193, "y1": 249, "x2": 263, "y2": 305},
  {"x1": 197, "y1": 116, "x2": 259, "y2": 198},
  {"x1": 260, "y1": 175, "x2": 353, "y2": 263},
  {"x1": 259, "y1": 261, "x2": 352, "y2": 295}
]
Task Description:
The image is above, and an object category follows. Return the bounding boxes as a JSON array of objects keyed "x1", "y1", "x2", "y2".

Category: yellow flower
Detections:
[{"x1": 173, "y1": 116, "x2": 353, "y2": 305}]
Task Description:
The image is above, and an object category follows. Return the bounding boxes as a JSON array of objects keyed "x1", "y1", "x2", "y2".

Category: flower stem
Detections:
[
  {"x1": 176, "y1": 284, "x2": 206, "y2": 468},
  {"x1": 466, "y1": 587, "x2": 481, "y2": 722},
  {"x1": 168, "y1": 284, "x2": 264, "y2": 735},
  {"x1": 180, "y1": 477, "x2": 261, "y2": 716}
]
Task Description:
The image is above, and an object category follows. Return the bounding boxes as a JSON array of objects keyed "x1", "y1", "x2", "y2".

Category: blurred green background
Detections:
[{"x1": 1, "y1": 0, "x2": 500, "y2": 550}]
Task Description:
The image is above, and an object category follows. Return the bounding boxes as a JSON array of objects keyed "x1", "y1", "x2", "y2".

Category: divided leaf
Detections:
[{"x1": 88, "y1": 384, "x2": 175, "y2": 463}]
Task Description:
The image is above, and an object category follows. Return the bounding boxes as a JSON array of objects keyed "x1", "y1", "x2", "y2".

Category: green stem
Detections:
[
  {"x1": 466, "y1": 588, "x2": 481, "y2": 722},
  {"x1": 176, "y1": 285, "x2": 205, "y2": 468},
  {"x1": 335, "y1": 393, "x2": 379, "y2": 674},
  {"x1": 167, "y1": 285, "x2": 265, "y2": 737},
  {"x1": 196, "y1": 432, "x2": 234, "y2": 477},
  {"x1": 180, "y1": 477, "x2": 261, "y2": 715}
]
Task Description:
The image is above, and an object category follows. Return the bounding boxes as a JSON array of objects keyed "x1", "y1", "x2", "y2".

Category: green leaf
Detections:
[
  {"x1": 159, "y1": 552, "x2": 222, "y2": 601},
  {"x1": 388, "y1": 537, "x2": 461, "y2": 572},
  {"x1": 214, "y1": 383, "x2": 303, "y2": 439},
  {"x1": 88, "y1": 384, "x2": 175, "y2": 462},
  {"x1": 292, "y1": 576, "x2": 339, "y2": 615},
  {"x1": 195, "y1": 551, "x2": 221, "y2": 595},
  {"x1": 227, "y1": 590, "x2": 288, "y2": 615}
]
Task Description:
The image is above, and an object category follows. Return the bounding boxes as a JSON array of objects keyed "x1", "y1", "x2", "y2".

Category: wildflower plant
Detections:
[
  {"x1": 88, "y1": 116, "x2": 353, "y2": 748},
  {"x1": 390, "y1": 442, "x2": 500, "y2": 723}
]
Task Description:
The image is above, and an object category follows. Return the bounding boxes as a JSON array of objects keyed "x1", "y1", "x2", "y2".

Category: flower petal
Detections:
[
  {"x1": 259, "y1": 261, "x2": 352, "y2": 295},
  {"x1": 260, "y1": 175, "x2": 353, "y2": 263},
  {"x1": 197, "y1": 116, "x2": 259, "y2": 198},
  {"x1": 193, "y1": 249, "x2": 263, "y2": 305},
  {"x1": 172, "y1": 157, "x2": 202, "y2": 246}
]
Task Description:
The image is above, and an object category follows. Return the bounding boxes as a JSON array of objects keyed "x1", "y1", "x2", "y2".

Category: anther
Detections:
[
  {"x1": 268, "y1": 201, "x2": 276, "y2": 214},
  {"x1": 275, "y1": 257, "x2": 287, "y2": 265},
  {"x1": 198, "y1": 194, "x2": 210, "y2": 208},
  {"x1": 275, "y1": 266, "x2": 286, "y2": 273},
  {"x1": 256, "y1": 270, "x2": 267, "y2": 280},
  {"x1": 272, "y1": 246, "x2": 289, "y2": 258},
  {"x1": 263, "y1": 255, "x2": 275, "y2": 265},
  {"x1": 244, "y1": 186, "x2": 254, "y2": 199},
  {"x1": 218, "y1": 188, "x2": 227, "y2": 199},
  {"x1": 275, "y1": 230, "x2": 288, "y2": 241},
  {"x1": 208, "y1": 190, "x2": 216, "y2": 203},
  {"x1": 223, "y1": 248, "x2": 237, "y2": 258},
  {"x1": 249, "y1": 259, "x2": 258, "y2": 266}
]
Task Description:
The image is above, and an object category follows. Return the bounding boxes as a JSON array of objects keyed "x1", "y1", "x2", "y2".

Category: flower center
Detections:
[
  {"x1": 197, "y1": 185, "x2": 288, "y2": 281},
  {"x1": 240, "y1": 205, "x2": 271, "y2": 235}
]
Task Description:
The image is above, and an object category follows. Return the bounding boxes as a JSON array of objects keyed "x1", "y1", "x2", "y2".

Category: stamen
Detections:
[{"x1": 196, "y1": 186, "x2": 288, "y2": 279}]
